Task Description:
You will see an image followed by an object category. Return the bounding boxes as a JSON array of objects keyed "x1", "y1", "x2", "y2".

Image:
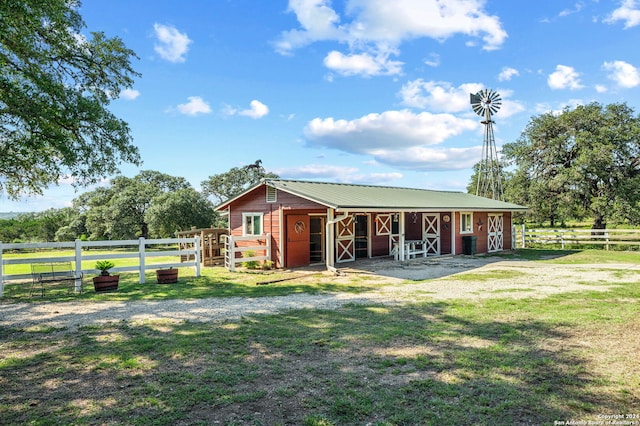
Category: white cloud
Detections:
[
  {"x1": 275, "y1": 0, "x2": 508, "y2": 75},
  {"x1": 548, "y1": 65, "x2": 584, "y2": 90},
  {"x1": 398, "y1": 80, "x2": 484, "y2": 112},
  {"x1": 604, "y1": 0, "x2": 640, "y2": 28},
  {"x1": 369, "y1": 146, "x2": 483, "y2": 171},
  {"x1": 323, "y1": 50, "x2": 403, "y2": 77},
  {"x1": 398, "y1": 80, "x2": 525, "y2": 118},
  {"x1": 304, "y1": 109, "x2": 477, "y2": 171},
  {"x1": 276, "y1": 164, "x2": 359, "y2": 178},
  {"x1": 603, "y1": 60, "x2": 640, "y2": 88},
  {"x1": 176, "y1": 96, "x2": 211, "y2": 116},
  {"x1": 424, "y1": 53, "x2": 441, "y2": 67},
  {"x1": 595, "y1": 84, "x2": 608, "y2": 93},
  {"x1": 153, "y1": 23, "x2": 192, "y2": 63},
  {"x1": 559, "y1": 2, "x2": 584, "y2": 17},
  {"x1": 273, "y1": 0, "x2": 345, "y2": 54},
  {"x1": 120, "y1": 88, "x2": 140, "y2": 100},
  {"x1": 225, "y1": 100, "x2": 270, "y2": 119},
  {"x1": 275, "y1": 164, "x2": 403, "y2": 184},
  {"x1": 498, "y1": 67, "x2": 519, "y2": 81}
]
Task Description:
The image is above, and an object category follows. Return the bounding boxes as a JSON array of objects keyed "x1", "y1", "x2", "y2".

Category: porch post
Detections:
[
  {"x1": 451, "y1": 211, "x2": 457, "y2": 255},
  {"x1": 326, "y1": 208, "x2": 335, "y2": 269},
  {"x1": 399, "y1": 212, "x2": 406, "y2": 260}
]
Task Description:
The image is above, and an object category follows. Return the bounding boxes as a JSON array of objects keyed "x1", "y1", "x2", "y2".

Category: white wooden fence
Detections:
[
  {"x1": 0, "y1": 237, "x2": 201, "y2": 298},
  {"x1": 515, "y1": 225, "x2": 640, "y2": 249},
  {"x1": 224, "y1": 234, "x2": 271, "y2": 272}
]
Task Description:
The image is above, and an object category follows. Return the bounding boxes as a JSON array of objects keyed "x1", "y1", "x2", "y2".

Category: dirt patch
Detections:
[{"x1": 2, "y1": 255, "x2": 640, "y2": 330}]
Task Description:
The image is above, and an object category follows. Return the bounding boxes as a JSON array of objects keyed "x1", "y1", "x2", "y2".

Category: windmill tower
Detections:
[{"x1": 470, "y1": 89, "x2": 503, "y2": 201}]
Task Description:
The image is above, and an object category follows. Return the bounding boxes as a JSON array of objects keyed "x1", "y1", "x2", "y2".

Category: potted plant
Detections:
[
  {"x1": 92, "y1": 260, "x2": 120, "y2": 292},
  {"x1": 156, "y1": 267, "x2": 178, "y2": 284}
]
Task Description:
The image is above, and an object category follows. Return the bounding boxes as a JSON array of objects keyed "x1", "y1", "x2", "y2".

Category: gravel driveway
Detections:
[{"x1": 2, "y1": 256, "x2": 638, "y2": 331}]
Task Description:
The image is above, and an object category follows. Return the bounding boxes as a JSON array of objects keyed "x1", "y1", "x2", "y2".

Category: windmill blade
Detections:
[
  {"x1": 486, "y1": 90, "x2": 502, "y2": 116},
  {"x1": 470, "y1": 92, "x2": 485, "y2": 116}
]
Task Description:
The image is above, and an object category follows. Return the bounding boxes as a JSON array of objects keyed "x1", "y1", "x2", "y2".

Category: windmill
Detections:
[{"x1": 470, "y1": 89, "x2": 503, "y2": 200}]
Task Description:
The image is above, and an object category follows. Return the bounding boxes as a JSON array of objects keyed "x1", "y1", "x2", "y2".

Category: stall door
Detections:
[
  {"x1": 488, "y1": 214, "x2": 504, "y2": 252},
  {"x1": 422, "y1": 214, "x2": 441, "y2": 255},
  {"x1": 336, "y1": 215, "x2": 355, "y2": 263},
  {"x1": 286, "y1": 215, "x2": 310, "y2": 268}
]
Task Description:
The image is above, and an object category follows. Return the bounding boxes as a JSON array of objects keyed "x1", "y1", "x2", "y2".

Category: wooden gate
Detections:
[
  {"x1": 488, "y1": 214, "x2": 504, "y2": 252},
  {"x1": 422, "y1": 214, "x2": 441, "y2": 255},
  {"x1": 336, "y1": 215, "x2": 355, "y2": 263}
]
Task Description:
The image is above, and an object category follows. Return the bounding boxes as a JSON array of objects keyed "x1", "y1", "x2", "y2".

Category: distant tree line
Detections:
[{"x1": 0, "y1": 161, "x2": 276, "y2": 243}]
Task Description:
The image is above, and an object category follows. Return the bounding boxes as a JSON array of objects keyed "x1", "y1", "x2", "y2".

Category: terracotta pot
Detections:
[
  {"x1": 156, "y1": 268, "x2": 178, "y2": 284},
  {"x1": 93, "y1": 275, "x2": 120, "y2": 292}
]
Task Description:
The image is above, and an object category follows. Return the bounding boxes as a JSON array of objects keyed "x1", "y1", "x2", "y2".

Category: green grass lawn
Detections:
[{"x1": 1, "y1": 249, "x2": 639, "y2": 425}]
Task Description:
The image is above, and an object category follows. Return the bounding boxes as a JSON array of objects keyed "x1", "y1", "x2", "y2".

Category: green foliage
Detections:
[
  {"x1": 146, "y1": 188, "x2": 216, "y2": 237},
  {"x1": 94, "y1": 260, "x2": 115, "y2": 273},
  {"x1": 72, "y1": 170, "x2": 213, "y2": 239},
  {"x1": 0, "y1": 0, "x2": 141, "y2": 198},
  {"x1": 502, "y1": 102, "x2": 640, "y2": 228},
  {"x1": 201, "y1": 159, "x2": 279, "y2": 204},
  {"x1": 242, "y1": 250, "x2": 260, "y2": 269}
]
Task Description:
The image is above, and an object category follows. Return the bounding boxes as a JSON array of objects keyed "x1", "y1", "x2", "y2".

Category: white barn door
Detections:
[
  {"x1": 422, "y1": 214, "x2": 440, "y2": 255},
  {"x1": 336, "y1": 215, "x2": 355, "y2": 263},
  {"x1": 488, "y1": 214, "x2": 504, "y2": 252}
]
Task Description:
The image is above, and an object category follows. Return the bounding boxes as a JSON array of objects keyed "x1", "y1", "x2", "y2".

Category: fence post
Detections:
[
  {"x1": 74, "y1": 239, "x2": 83, "y2": 292},
  {"x1": 228, "y1": 235, "x2": 236, "y2": 272},
  {"x1": 561, "y1": 231, "x2": 565, "y2": 250},
  {"x1": 605, "y1": 231, "x2": 610, "y2": 251},
  {"x1": 521, "y1": 224, "x2": 526, "y2": 248},
  {"x1": 194, "y1": 236, "x2": 201, "y2": 277},
  {"x1": 139, "y1": 237, "x2": 146, "y2": 284},
  {"x1": 0, "y1": 241, "x2": 4, "y2": 298}
]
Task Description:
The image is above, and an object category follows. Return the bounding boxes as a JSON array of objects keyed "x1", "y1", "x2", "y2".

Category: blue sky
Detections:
[{"x1": 3, "y1": 0, "x2": 640, "y2": 212}]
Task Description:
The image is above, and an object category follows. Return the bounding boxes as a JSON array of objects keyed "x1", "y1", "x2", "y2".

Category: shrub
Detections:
[{"x1": 242, "y1": 250, "x2": 260, "y2": 269}]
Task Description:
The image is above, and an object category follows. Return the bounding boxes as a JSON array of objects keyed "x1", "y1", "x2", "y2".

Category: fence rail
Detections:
[
  {"x1": 515, "y1": 225, "x2": 640, "y2": 249},
  {"x1": 224, "y1": 234, "x2": 271, "y2": 272},
  {"x1": 0, "y1": 237, "x2": 201, "y2": 298}
]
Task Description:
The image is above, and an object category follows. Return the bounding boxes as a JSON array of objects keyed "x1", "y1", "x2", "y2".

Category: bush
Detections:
[{"x1": 242, "y1": 250, "x2": 260, "y2": 269}]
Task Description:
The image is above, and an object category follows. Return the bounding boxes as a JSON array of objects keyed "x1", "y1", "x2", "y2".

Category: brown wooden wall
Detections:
[
  {"x1": 227, "y1": 186, "x2": 325, "y2": 267},
  {"x1": 453, "y1": 211, "x2": 513, "y2": 254}
]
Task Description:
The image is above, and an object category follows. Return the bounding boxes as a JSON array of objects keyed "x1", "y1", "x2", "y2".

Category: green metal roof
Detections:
[{"x1": 263, "y1": 179, "x2": 527, "y2": 211}]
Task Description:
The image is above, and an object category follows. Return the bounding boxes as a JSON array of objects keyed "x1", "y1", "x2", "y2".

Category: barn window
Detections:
[
  {"x1": 266, "y1": 186, "x2": 277, "y2": 203},
  {"x1": 461, "y1": 212, "x2": 473, "y2": 234},
  {"x1": 242, "y1": 213, "x2": 263, "y2": 236}
]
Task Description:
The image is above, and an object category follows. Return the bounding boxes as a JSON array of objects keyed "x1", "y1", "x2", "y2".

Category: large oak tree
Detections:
[
  {"x1": 502, "y1": 102, "x2": 640, "y2": 228},
  {"x1": 0, "y1": 0, "x2": 141, "y2": 198}
]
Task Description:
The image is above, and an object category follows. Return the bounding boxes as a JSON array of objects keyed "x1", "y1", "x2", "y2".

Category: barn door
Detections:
[
  {"x1": 336, "y1": 215, "x2": 355, "y2": 263},
  {"x1": 488, "y1": 214, "x2": 504, "y2": 252},
  {"x1": 422, "y1": 214, "x2": 441, "y2": 255},
  {"x1": 286, "y1": 215, "x2": 310, "y2": 268}
]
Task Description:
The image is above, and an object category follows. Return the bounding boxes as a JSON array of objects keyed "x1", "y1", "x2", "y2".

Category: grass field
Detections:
[{"x1": 1, "y1": 249, "x2": 639, "y2": 425}]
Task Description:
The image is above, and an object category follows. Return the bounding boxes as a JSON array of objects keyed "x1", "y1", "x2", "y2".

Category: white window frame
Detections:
[
  {"x1": 242, "y1": 212, "x2": 263, "y2": 236},
  {"x1": 460, "y1": 212, "x2": 473, "y2": 234}
]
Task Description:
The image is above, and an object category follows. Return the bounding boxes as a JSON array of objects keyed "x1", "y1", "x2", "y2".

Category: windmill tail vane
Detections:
[{"x1": 470, "y1": 89, "x2": 503, "y2": 201}]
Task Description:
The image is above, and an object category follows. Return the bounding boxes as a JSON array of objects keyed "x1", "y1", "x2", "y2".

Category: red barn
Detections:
[{"x1": 215, "y1": 179, "x2": 527, "y2": 270}]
